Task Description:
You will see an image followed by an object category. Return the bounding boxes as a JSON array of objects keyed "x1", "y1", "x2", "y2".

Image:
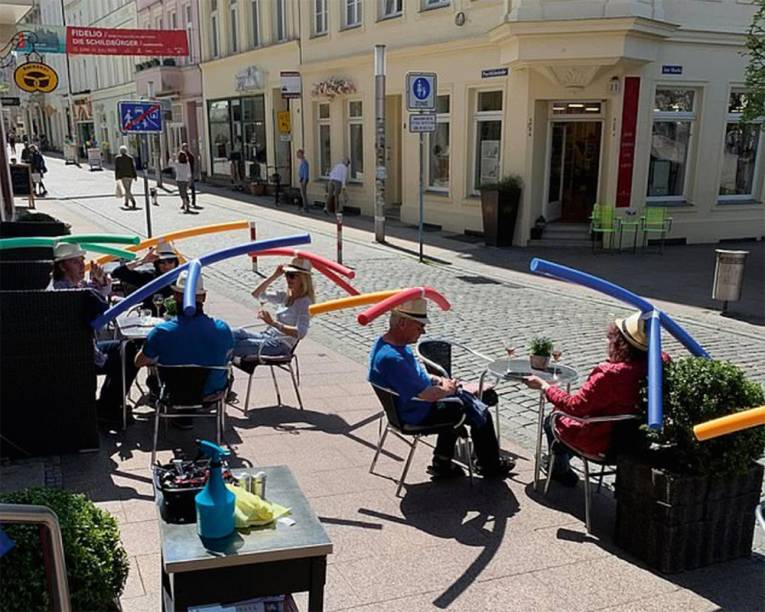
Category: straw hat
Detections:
[
  {"x1": 615, "y1": 311, "x2": 648, "y2": 351},
  {"x1": 172, "y1": 269, "x2": 206, "y2": 295},
  {"x1": 394, "y1": 298, "x2": 429, "y2": 325},
  {"x1": 53, "y1": 242, "x2": 86, "y2": 262},
  {"x1": 283, "y1": 257, "x2": 312, "y2": 274},
  {"x1": 155, "y1": 242, "x2": 178, "y2": 261}
]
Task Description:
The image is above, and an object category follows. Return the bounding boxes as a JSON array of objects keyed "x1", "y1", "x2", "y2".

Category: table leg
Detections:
[
  {"x1": 121, "y1": 340, "x2": 127, "y2": 430},
  {"x1": 633, "y1": 226, "x2": 638, "y2": 254},
  {"x1": 618, "y1": 225, "x2": 623, "y2": 253},
  {"x1": 308, "y1": 556, "x2": 327, "y2": 612},
  {"x1": 533, "y1": 391, "x2": 545, "y2": 491}
]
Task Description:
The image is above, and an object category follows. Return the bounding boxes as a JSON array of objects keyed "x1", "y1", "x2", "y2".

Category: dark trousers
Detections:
[
  {"x1": 420, "y1": 398, "x2": 502, "y2": 472},
  {"x1": 95, "y1": 340, "x2": 138, "y2": 417},
  {"x1": 544, "y1": 414, "x2": 572, "y2": 473}
]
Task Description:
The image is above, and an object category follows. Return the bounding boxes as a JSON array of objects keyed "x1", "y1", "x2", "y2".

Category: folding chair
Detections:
[
  {"x1": 590, "y1": 204, "x2": 616, "y2": 252},
  {"x1": 369, "y1": 383, "x2": 474, "y2": 497},
  {"x1": 640, "y1": 206, "x2": 672, "y2": 254},
  {"x1": 151, "y1": 364, "x2": 230, "y2": 466}
]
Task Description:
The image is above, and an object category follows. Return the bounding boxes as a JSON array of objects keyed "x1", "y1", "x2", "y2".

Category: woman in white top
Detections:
[
  {"x1": 232, "y1": 257, "x2": 315, "y2": 358},
  {"x1": 175, "y1": 150, "x2": 193, "y2": 214}
]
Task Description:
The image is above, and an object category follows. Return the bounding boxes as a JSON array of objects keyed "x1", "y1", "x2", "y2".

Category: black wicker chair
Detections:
[{"x1": 0, "y1": 260, "x2": 53, "y2": 290}]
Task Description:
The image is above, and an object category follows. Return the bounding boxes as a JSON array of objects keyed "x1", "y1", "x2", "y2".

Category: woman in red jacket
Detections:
[{"x1": 523, "y1": 311, "x2": 649, "y2": 487}]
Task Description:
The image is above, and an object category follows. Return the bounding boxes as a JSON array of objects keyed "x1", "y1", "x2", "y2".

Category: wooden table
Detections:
[{"x1": 158, "y1": 465, "x2": 332, "y2": 611}]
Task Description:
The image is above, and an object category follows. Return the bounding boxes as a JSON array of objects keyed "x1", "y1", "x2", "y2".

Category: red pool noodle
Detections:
[
  {"x1": 357, "y1": 287, "x2": 450, "y2": 326},
  {"x1": 312, "y1": 261, "x2": 360, "y2": 296},
  {"x1": 252, "y1": 248, "x2": 355, "y2": 278}
]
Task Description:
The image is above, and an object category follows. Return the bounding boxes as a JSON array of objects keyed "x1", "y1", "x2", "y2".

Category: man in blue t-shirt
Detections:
[
  {"x1": 135, "y1": 270, "x2": 233, "y2": 428},
  {"x1": 368, "y1": 299, "x2": 514, "y2": 479}
]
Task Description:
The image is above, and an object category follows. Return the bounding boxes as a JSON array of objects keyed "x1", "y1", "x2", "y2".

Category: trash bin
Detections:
[{"x1": 712, "y1": 249, "x2": 748, "y2": 312}]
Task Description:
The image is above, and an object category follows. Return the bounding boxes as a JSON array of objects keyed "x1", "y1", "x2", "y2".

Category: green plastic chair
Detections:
[
  {"x1": 641, "y1": 207, "x2": 673, "y2": 253},
  {"x1": 590, "y1": 204, "x2": 616, "y2": 252}
]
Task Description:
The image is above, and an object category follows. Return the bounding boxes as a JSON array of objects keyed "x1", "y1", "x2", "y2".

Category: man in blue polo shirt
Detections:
[
  {"x1": 135, "y1": 269, "x2": 233, "y2": 427},
  {"x1": 368, "y1": 299, "x2": 514, "y2": 479}
]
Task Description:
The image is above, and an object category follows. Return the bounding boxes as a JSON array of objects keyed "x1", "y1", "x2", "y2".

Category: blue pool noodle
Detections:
[
  {"x1": 182, "y1": 260, "x2": 203, "y2": 316},
  {"x1": 646, "y1": 311, "x2": 663, "y2": 430}
]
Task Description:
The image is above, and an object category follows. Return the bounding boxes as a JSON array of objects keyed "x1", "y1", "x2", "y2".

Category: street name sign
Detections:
[
  {"x1": 406, "y1": 72, "x2": 437, "y2": 111},
  {"x1": 409, "y1": 113, "x2": 436, "y2": 133},
  {"x1": 118, "y1": 100, "x2": 162, "y2": 133}
]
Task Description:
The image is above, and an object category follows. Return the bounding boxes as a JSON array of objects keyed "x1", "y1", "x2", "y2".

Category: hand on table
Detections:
[{"x1": 522, "y1": 375, "x2": 550, "y2": 392}]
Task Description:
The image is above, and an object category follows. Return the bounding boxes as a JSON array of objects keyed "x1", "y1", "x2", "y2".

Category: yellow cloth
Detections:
[{"x1": 226, "y1": 483, "x2": 291, "y2": 528}]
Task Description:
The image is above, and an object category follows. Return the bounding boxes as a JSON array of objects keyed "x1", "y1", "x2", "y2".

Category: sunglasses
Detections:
[{"x1": 285, "y1": 272, "x2": 298, "y2": 279}]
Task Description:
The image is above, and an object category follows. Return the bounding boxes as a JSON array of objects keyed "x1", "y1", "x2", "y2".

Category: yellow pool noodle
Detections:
[
  {"x1": 693, "y1": 406, "x2": 765, "y2": 441},
  {"x1": 309, "y1": 290, "x2": 401, "y2": 316}
]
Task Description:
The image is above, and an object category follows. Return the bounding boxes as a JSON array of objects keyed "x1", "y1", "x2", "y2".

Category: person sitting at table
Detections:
[
  {"x1": 231, "y1": 257, "x2": 314, "y2": 359},
  {"x1": 522, "y1": 312, "x2": 653, "y2": 487},
  {"x1": 135, "y1": 269, "x2": 233, "y2": 429},
  {"x1": 111, "y1": 242, "x2": 180, "y2": 314},
  {"x1": 368, "y1": 298, "x2": 515, "y2": 479},
  {"x1": 49, "y1": 242, "x2": 138, "y2": 427}
]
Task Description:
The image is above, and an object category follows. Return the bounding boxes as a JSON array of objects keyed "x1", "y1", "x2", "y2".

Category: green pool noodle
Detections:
[
  {"x1": 0, "y1": 237, "x2": 56, "y2": 250},
  {"x1": 77, "y1": 243, "x2": 138, "y2": 260},
  {"x1": 60, "y1": 234, "x2": 140, "y2": 245}
]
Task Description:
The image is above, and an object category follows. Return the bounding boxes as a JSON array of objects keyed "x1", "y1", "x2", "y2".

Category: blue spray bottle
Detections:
[{"x1": 195, "y1": 439, "x2": 235, "y2": 540}]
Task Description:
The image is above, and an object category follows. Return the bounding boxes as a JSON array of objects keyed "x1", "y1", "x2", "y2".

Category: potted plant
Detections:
[
  {"x1": 615, "y1": 358, "x2": 765, "y2": 573},
  {"x1": 530, "y1": 215, "x2": 547, "y2": 240},
  {"x1": 250, "y1": 179, "x2": 266, "y2": 196},
  {"x1": 479, "y1": 175, "x2": 522, "y2": 247},
  {"x1": 528, "y1": 336, "x2": 554, "y2": 370},
  {"x1": 0, "y1": 487, "x2": 129, "y2": 611}
]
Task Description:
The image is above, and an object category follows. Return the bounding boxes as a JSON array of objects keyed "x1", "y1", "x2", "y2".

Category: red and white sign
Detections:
[
  {"x1": 616, "y1": 76, "x2": 640, "y2": 208},
  {"x1": 66, "y1": 27, "x2": 189, "y2": 56}
]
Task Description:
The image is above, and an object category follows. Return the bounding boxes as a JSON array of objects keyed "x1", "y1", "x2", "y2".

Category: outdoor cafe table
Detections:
[
  {"x1": 115, "y1": 313, "x2": 164, "y2": 429},
  {"x1": 481, "y1": 358, "x2": 578, "y2": 490},
  {"x1": 157, "y1": 465, "x2": 333, "y2": 612}
]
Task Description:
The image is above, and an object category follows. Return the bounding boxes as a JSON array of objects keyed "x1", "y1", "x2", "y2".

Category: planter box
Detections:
[
  {"x1": 0, "y1": 260, "x2": 52, "y2": 290},
  {"x1": 480, "y1": 189, "x2": 520, "y2": 247},
  {"x1": 615, "y1": 456, "x2": 763, "y2": 573}
]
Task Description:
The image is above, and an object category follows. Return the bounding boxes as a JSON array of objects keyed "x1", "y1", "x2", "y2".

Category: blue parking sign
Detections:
[{"x1": 117, "y1": 101, "x2": 163, "y2": 134}]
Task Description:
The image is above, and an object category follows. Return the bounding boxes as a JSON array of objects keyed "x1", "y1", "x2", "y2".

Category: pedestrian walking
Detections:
[
  {"x1": 28, "y1": 144, "x2": 48, "y2": 196},
  {"x1": 229, "y1": 136, "x2": 244, "y2": 190},
  {"x1": 325, "y1": 158, "x2": 349, "y2": 214},
  {"x1": 297, "y1": 149, "x2": 310, "y2": 213},
  {"x1": 7, "y1": 133, "x2": 16, "y2": 155},
  {"x1": 114, "y1": 145, "x2": 138, "y2": 208},
  {"x1": 20, "y1": 141, "x2": 30, "y2": 163},
  {"x1": 174, "y1": 150, "x2": 194, "y2": 214},
  {"x1": 181, "y1": 142, "x2": 200, "y2": 209}
]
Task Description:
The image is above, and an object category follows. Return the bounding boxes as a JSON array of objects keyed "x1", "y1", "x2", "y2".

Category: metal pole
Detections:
[
  {"x1": 146, "y1": 81, "x2": 162, "y2": 188},
  {"x1": 249, "y1": 221, "x2": 258, "y2": 272},
  {"x1": 373, "y1": 44, "x2": 386, "y2": 243},
  {"x1": 336, "y1": 211, "x2": 343, "y2": 265},
  {"x1": 0, "y1": 98, "x2": 14, "y2": 221},
  {"x1": 143, "y1": 136, "x2": 153, "y2": 237},
  {"x1": 418, "y1": 130, "x2": 424, "y2": 263},
  {"x1": 60, "y1": 0, "x2": 79, "y2": 166}
]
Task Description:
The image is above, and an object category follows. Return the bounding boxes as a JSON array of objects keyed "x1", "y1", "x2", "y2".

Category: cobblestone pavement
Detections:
[{"x1": 38, "y1": 157, "x2": 765, "y2": 452}]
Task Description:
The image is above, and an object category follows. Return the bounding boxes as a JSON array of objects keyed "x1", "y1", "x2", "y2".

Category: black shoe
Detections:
[
  {"x1": 427, "y1": 461, "x2": 465, "y2": 479},
  {"x1": 551, "y1": 468, "x2": 579, "y2": 488},
  {"x1": 479, "y1": 455, "x2": 516, "y2": 478}
]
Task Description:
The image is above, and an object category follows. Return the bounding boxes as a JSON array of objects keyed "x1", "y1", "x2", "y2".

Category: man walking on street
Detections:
[
  {"x1": 325, "y1": 158, "x2": 349, "y2": 214},
  {"x1": 115, "y1": 145, "x2": 138, "y2": 208},
  {"x1": 297, "y1": 149, "x2": 310, "y2": 213},
  {"x1": 181, "y1": 142, "x2": 200, "y2": 209}
]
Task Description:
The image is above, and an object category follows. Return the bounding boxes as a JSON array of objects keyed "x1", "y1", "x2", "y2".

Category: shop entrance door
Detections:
[{"x1": 546, "y1": 121, "x2": 602, "y2": 222}]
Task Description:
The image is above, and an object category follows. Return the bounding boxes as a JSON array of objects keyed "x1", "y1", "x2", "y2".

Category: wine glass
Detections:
[
  {"x1": 503, "y1": 343, "x2": 516, "y2": 375},
  {"x1": 552, "y1": 348, "x2": 562, "y2": 380},
  {"x1": 152, "y1": 293, "x2": 164, "y2": 318}
]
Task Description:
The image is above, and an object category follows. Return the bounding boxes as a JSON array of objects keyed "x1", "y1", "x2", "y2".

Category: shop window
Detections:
[
  {"x1": 647, "y1": 88, "x2": 696, "y2": 200},
  {"x1": 242, "y1": 96, "x2": 267, "y2": 180},
  {"x1": 348, "y1": 100, "x2": 363, "y2": 180},
  {"x1": 250, "y1": 0, "x2": 260, "y2": 47},
  {"x1": 314, "y1": 0, "x2": 327, "y2": 35},
  {"x1": 472, "y1": 90, "x2": 503, "y2": 192},
  {"x1": 344, "y1": 0, "x2": 362, "y2": 27},
  {"x1": 210, "y1": 0, "x2": 220, "y2": 58},
  {"x1": 317, "y1": 103, "x2": 331, "y2": 177},
  {"x1": 208, "y1": 99, "x2": 231, "y2": 176},
  {"x1": 380, "y1": 0, "x2": 402, "y2": 18},
  {"x1": 719, "y1": 91, "x2": 762, "y2": 200},
  {"x1": 274, "y1": 0, "x2": 287, "y2": 41},
  {"x1": 230, "y1": 0, "x2": 239, "y2": 53},
  {"x1": 428, "y1": 95, "x2": 450, "y2": 191}
]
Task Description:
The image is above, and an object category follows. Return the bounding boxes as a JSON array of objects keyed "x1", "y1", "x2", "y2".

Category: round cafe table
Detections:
[{"x1": 479, "y1": 358, "x2": 579, "y2": 490}]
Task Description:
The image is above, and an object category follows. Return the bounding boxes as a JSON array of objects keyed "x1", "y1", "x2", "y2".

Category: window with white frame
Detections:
[
  {"x1": 210, "y1": 0, "x2": 220, "y2": 57},
  {"x1": 317, "y1": 103, "x2": 331, "y2": 177},
  {"x1": 647, "y1": 88, "x2": 696, "y2": 200},
  {"x1": 380, "y1": 0, "x2": 402, "y2": 18},
  {"x1": 230, "y1": 0, "x2": 239, "y2": 53},
  {"x1": 184, "y1": 4, "x2": 195, "y2": 63},
  {"x1": 274, "y1": 0, "x2": 287, "y2": 41},
  {"x1": 250, "y1": 0, "x2": 260, "y2": 47},
  {"x1": 314, "y1": 0, "x2": 327, "y2": 34},
  {"x1": 344, "y1": 0, "x2": 361, "y2": 27},
  {"x1": 348, "y1": 100, "x2": 363, "y2": 180},
  {"x1": 719, "y1": 91, "x2": 762, "y2": 200},
  {"x1": 169, "y1": 11, "x2": 177, "y2": 29},
  {"x1": 423, "y1": 0, "x2": 450, "y2": 9},
  {"x1": 472, "y1": 90, "x2": 503, "y2": 192},
  {"x1": 428, "y1": 95, "x2": 450, "y2": 190}
]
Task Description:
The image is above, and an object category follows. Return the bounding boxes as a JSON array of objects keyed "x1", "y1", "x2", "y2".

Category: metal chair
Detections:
[
  {"x1": 232, "y1": 337, "x2": 303, "y2": 414},
  {"x1": 590, "y1": 204, "x2": 616, "y2": 252},
  {"x1": 544, "y1": 410, "x2": 640, "y2": 534},
  {"x1": 369, "y1": 383, "x2": 474, "y2": 497},
  {"x1": 640, "y1": 206, "x2": 673, "y2": 253},
  {"x1": 151, "y1": 364, "x2": 230, "y2": 466}
]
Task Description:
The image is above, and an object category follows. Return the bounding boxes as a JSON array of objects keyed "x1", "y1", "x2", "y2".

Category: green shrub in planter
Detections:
[{"x1": 0, "y1": 488, "x2": 129, "y2": 612}]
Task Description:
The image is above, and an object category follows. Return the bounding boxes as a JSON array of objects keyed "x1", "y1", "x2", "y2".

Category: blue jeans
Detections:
[
  {"x1": 232, "y1": 328, "x2": 290, "y2": 358},
  {"x1": 95, "y1": 340, "x2": 138, "y2": 417}
]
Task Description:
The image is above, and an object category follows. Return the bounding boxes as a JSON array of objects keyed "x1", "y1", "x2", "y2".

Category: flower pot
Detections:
[
  {"x1": 480, "y1": 188, "x2": 520, "y2": 247},
  {"x1": 250, "y1": 182, "x2": 265, "y2": 196},
  {"x1": 529, "y1": 355, "x2": 549, "y2": 370}
]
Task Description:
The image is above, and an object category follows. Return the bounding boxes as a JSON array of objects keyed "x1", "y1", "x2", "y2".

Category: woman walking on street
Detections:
[
  {"x1": 114, "y1": 145, "x2": 138, "y2": 208},
  {"x1": 29, "y1": 145, "x2": 48, "y2": 196},
  {"x1": 175, "y1": 150, "x2": 194, "y2": 214}
]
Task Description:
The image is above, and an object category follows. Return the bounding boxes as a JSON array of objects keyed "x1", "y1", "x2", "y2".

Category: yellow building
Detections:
[{"x1": 199, "y1": 0, "x2": 765, "y2": 246}]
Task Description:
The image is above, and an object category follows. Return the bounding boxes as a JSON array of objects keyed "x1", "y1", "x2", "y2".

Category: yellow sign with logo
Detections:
[
  {"x1": 277, "y1": 111, "x2": 291, "y2": 134},
  {"x1": 14, "y1": 62, "x2": 59, "y2": 93}
]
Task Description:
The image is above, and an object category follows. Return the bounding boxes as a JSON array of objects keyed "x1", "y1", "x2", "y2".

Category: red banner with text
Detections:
[
  {"x1": 66, "y1": 27, "x2": 189, "y2": 56},
  {"x1": 616, "y1": 76, "x2": 640, "y2": 208}
]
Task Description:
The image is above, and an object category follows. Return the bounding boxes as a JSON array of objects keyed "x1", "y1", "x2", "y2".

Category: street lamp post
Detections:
[{"x1": 374, "y1": 44, "x2": 386, "y2": 243}]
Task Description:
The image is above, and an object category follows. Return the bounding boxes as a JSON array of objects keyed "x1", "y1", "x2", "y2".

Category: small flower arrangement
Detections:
[
  {"x1": 528, "y1": 336, "x2": 554, "y2": 370},
  {"x1": 312, "y1": 77, "x2": 356, "y2": 99}
]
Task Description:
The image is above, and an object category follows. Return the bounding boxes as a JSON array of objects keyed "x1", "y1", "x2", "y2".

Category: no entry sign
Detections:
[{"x1": 66, "y1": 27, "x2": 189, "y2": 56}]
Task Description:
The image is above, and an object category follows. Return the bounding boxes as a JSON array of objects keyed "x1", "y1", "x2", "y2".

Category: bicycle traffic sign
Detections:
[
  {"x1": 406, "y1": 72, "x2": 437, "y2": 111},
  {"x1": 117, "y1": 100, "x2": 163, "y2": 134}
]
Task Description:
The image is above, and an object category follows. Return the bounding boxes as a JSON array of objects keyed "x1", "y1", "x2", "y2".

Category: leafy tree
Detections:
[{"x1": 744, "y1": 0, "x2": 765, "y2": 122}]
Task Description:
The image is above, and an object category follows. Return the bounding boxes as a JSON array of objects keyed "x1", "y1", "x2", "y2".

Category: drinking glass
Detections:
[
  {"x1": 139, "y1": 308, "x2": 153, "y2": 325},
  {"x1": 552, "y1": 348, "x2": 562, "y2": 380},
  {"x1": 152, "y1": 293, "x2": 164, "y2": 318}
]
